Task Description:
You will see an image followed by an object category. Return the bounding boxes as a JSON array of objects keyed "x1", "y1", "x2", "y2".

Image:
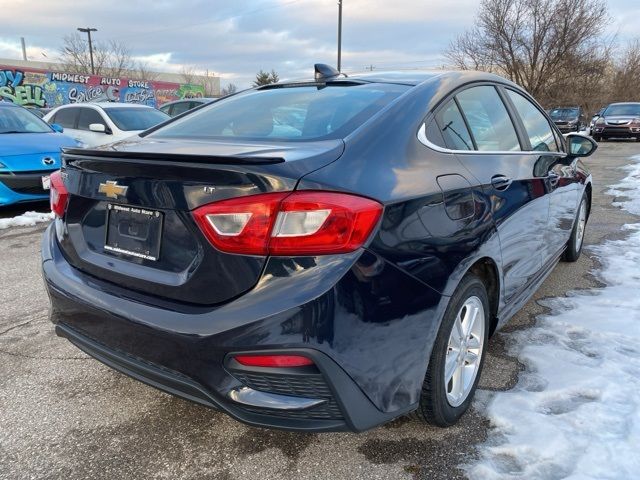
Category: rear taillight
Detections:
[
  {"x1": 233, "y1": 354, "x2": 314, "y2": 368},
  {"x1": 193, "y1": 191, "x2": 383, "y2": 256},
  {"x1": 49, "y1": 170, "x2": 69, "y2": 218}
]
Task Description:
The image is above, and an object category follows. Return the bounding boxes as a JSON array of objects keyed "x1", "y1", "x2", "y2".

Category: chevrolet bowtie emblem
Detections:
[{"x1": 98, "y1": 181, "x2": 128, "y2": 199}]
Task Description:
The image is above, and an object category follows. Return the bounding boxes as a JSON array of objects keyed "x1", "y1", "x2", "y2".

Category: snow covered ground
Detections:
[
  {"x1": 467, "y1": 157, "x2": 640, "y2": 479},
  {"x1": 0, "y1": 211, "x2": 53, "y2": 230}
]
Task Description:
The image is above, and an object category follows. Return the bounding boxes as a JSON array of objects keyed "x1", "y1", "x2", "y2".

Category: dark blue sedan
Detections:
[
  {"x1": 42, "y1": 65, "x2": 596, "y2": 432},
  {"x1": 0, "y1": 102, "x2": 79, "y2": 206}
]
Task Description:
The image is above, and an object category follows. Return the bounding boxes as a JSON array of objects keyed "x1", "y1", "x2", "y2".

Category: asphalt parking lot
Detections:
[{"x1": 1, "y1": 141, "x2": 638, "y2": 480}]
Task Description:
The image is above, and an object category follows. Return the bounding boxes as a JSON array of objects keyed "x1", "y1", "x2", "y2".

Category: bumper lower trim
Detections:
[{"x1": 228, "y1": 386, "x2": 327, "y2": 410}]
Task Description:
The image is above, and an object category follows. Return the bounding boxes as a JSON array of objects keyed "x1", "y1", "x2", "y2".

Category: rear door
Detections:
[
  {"x1": 504, "y1": 88, "x2": 578, "y2": 261},
  {"x1": 437, "y1": 84, "x2": 550, "y2": 301}
]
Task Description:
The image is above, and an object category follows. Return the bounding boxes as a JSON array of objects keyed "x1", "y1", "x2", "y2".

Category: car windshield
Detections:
[
  {"x1": 603, "y1": 104, "x2": 640, "y2": 117},
  {"x1": 148, "y1": 83, "x2": 410, "y2": 142},
  {"x1": 549, "y1": 108, "x2": 579, "y2": 119},
  {"x1": 105, "y1": 108, "x2": 170, "y2": 131},
  {"x1": 0, "y1": 106, "x2": 52, "y2": 134}
]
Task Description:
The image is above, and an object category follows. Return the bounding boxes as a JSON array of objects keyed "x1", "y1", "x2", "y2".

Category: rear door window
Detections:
[
  {"x1": 456, "y1": 86, "x2": 521, "y2": 151},
  {"x1": 432, "y1": 100, "x2": 474, "y2": 150},
  {"x1": 52, "y1": 108, "x2": 78, "y2": 129},
  {"x1": 507, "y1": 90, "x2": 558, "y2": 152},
  {"x1": 77, "y1": 108, "x2": 106, "y2": 131}
]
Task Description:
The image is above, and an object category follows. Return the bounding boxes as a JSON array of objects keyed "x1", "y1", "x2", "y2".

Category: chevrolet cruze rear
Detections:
[{"x1": 43, "y1": 66, "x2": 594, "y2": 431}]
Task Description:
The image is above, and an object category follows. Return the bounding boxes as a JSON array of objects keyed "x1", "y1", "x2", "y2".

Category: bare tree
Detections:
[
  {"x1": 180, "y1": 65, "x2": 197, "y2": 84},
  {"x1": 59, "y1": 33, "x2": 132, "y2": 77},
  {"x1": 446, "y1": 0, "x2": 611, "y2": 107},
  {"x1": 611, "y1": 39, "x2": 640, "y2": 102},
  {"x1": 199, "y1": 69, "x2": 219, "y2": 96},
  {"x1": 133, "y1": 61, "x2": 159, "y2": 82},
  {"x1": 220, "y1": 83, "x2": 238, "y2": 96}
]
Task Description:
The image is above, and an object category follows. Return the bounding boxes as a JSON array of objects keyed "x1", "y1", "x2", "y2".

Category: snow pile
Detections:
[
  {"x1": 0, "y1": 211, "x2": 54, "y2": 230},
  {"x1": 467, "y1": 157, "x2": 640, "y2": 479}
]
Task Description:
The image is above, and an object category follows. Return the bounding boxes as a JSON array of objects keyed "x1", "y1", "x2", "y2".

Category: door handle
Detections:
[{"x1": 491, "y1": 175, "x2": 512, "y2": 191}]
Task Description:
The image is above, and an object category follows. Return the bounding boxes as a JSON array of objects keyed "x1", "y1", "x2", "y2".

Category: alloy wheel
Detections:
[
  {"x1": 444, "y1": 296, "x2": 485, "y2": 407},
  {"x1": 575, "y1": 198, "x2": 587, "y2": 252}
]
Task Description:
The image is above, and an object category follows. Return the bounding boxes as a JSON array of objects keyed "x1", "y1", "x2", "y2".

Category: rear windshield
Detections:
[
  {"x1": 105, "y1": 108, "x2": 169, "y2": 131},
  {"x1": 148, "y1": 83, "x2": 410, "y2": 142},
  {"x1": 603, "y1": 104, "x2": 640, "y2": 117},
  {"x1": 549, "y1": 108, "x2": 579, "y2": 119}
]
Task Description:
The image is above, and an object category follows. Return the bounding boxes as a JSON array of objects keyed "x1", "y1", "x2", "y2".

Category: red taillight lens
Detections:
[
  {"x1": 193, "y1": 192, "x2": 288, "y2": 255},
  {"x1": 192, "y1": 191, "x2": 382, "y2": 256},
  {"x1": 233, "y1": 354, "x2": 314, "y2": 368},
  {"x1": 49, "y1": 170, "x2": 69, "y2": 218}
]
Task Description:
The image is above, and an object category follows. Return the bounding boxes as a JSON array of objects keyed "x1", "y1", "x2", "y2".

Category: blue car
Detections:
[{"x1": 0, "y1": 102, "x2": 79, "y2": 206}]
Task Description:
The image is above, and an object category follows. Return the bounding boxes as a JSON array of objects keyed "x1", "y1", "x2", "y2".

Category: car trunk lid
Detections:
[{"x1": 56, "y1": 138, "x2": 344, "y2": 305}]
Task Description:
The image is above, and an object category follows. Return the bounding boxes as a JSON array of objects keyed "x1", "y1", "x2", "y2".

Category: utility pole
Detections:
[
  {"x1": 337, "y1": 0, "x2": 343, "y2": 72},
  {"x1": 77, "y1": 27, "x2": 98, "y2": 75},
  {"x1": 20, "y1": 37, "x2": 27, "y2": 61}
]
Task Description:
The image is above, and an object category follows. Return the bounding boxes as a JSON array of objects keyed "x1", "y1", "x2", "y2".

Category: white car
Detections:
[{"x1": 43, "y1": 103, "x2": 170, "y2": 147}]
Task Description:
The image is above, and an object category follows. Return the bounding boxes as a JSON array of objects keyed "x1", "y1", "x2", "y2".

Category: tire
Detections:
[
  {"x1": 563, "y1": 192, "x2": 588, "y2": 262},
  {"x1": 413, "y1": 273, "x2": 489, "y2": 427}
]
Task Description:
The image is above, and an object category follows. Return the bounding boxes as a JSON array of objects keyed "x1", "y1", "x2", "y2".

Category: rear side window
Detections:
[
  {"x1": 52, "y1": 108, "x2": 78, "y2": 129},
  {"x1": 77, "y1": 108, "x2": 106, "y2": 131},
  {"x1": 171, "y1": 101, "x2": 191, "y2": 116},
  {"x1": 456, "y1": 86, "x2": 521, "y2": 151},
  {"x1": 149, "y1": 84, "x2": 410, "y2": 141},
  {"x1": 432, "y1": 100, "x2": 474, "y2": 150},
  {"x1": 507, "y1": 90, "x2": 558, "y2": 152}
]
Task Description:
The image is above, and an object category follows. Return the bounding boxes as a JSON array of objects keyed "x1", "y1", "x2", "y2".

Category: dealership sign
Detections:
[{"x1": 0, "y1": 65, "x2": 205, "y2": 108}]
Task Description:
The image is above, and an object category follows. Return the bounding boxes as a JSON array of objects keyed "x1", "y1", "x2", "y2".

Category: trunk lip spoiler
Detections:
[{"x1": 61, "y1": 148, "x2": 285, "y2": 165}]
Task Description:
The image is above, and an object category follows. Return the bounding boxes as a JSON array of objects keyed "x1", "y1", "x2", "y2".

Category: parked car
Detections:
[
  {"x1": 43, "y1": 103, "x2": 170, "y2": 147},
  {"x1": 159, "y1": 98, "x2": 215, "y2": 117},
  {"x1": 43, "y1": 65, "x2": 595, "y2": 432},
  {"x1": 588, "y1": 107, "x2": 605, "y2": 135},
  {"x1": 0, "y1": 103, "x2": 79, "y2": 206},
  {"x1": 548, "y1": 106, "x2": 586, "y2": 133},
  {"x1": 592, "y1": 102, "x2": 640, "y2": 142},
  {"x1": 26, "y1": 107, "x2": 53, "y2": 119}
]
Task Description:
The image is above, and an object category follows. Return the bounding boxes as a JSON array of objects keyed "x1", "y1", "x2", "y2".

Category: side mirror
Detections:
[
  {"x1": 50, "y1": 123, "x2": 64, "y2": 133},
  {"x1": 89, "y1": 123, "x2": 107, "y2": 133},
  {"x1": 566, "y1": 133, "x2": 598, "y2": 157}
]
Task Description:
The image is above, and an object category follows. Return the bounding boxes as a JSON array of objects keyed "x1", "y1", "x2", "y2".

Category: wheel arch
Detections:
[{"x1": 466, "y1": 257, "x2": 501, "y2": 336}]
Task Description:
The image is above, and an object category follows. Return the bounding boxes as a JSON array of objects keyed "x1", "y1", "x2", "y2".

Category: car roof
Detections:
[
  {"x1": 161, "y1": 98, "x2": 215, "y2": 106},
  {"x1": 607, "y1": 102, "x2": 640, "y2": 106},
  {"x1": 52, "y1": 102, "x2": 156, "y2": 110},
  {"x1": 277, "y1": 69, "x2": 523, "y2": 93}
]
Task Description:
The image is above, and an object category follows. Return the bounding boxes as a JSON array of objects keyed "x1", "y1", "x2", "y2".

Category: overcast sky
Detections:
[{"x1": 0, "y1": 0, "x2": 638, "y2": 88}]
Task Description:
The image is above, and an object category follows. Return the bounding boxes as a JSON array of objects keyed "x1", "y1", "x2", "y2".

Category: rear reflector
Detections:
[
  {"x1": 233, "y1": 354, "x2": 314, "y2": 368},
  {"x1": 193, "y1": 191, "x2": 383, "y2": 256},
  {"x1": 49, "y1": 170, "x2": 69, "y2": 218}
]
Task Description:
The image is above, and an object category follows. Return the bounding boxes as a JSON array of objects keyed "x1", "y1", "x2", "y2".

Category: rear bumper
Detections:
[{"x1": 43, "y1": 223, "x2": 444, "y2": 431}]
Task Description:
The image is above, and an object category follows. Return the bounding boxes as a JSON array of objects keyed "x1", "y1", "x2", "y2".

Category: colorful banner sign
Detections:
[{"x1": 0, "y1": 65, "x2": 205, "y2": 108}]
